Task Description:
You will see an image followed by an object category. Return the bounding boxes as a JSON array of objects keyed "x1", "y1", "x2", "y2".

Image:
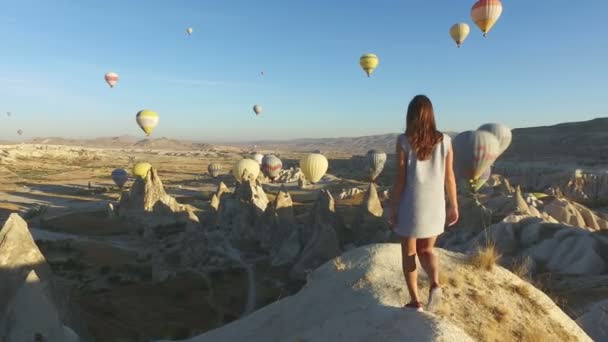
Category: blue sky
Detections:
[{"x1": 0, "y1": 0, "x2": 606, "y2": 141}]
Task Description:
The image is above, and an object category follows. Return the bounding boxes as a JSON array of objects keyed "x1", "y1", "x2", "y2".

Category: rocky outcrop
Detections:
[
  {"x1": 216, "y1": 179, "x2": 269, "y2": 242},
  {"x1": 161, "y1": 245, "x2": 591, "y2": 342},
  {"x1": 338, "y1": 187, "x2": 362, "y2": 200},
  {"x1": 576, "y1": 299, "x2": 608, "y2": 342},
  {"x1": 275, "y1": 167, "x2": 304, "y2": 183},
  {"x1": 261, "y1": 187, "x2": 302, "y2": 266},
  {"x1": 291, "y1": 190, "x2": 341, "y2": 280},
  {"x1": 552, "y1": 170, "x2": 608, "y2": 206},
  {"x1": 350, "y1": 183, "x2": 390, "y2": 246},
  {"x1": 445, "y1": 215, "x2": 608, "y2": 276},
  {"x1": 118, "y1": 168, "x2": 199, "y2": 231},
  {"x1": 0, "y1": 214, "x2": 80, "y2": 341}
]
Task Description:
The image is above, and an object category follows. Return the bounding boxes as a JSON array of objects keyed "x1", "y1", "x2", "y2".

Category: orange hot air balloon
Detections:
[{"x1": 471, "y1": 0, "x2": 503, "y2": 37}]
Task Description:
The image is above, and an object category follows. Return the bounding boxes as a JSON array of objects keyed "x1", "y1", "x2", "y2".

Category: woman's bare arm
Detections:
[
  {"x1": 444, "y1": 145, "x2": 458, "y2": 210},
  {"x1": 390, "y1": 138, "x2": 407, "y2": 221}
]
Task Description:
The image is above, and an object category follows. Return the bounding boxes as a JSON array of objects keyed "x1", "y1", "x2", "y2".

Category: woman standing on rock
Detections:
[{"x1": 388, "y1": 95, "x2": 459, "y2": 312}]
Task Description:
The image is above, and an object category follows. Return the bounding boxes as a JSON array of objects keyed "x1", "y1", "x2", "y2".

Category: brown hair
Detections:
[{"x1": 405, "y1": 95, "x2": 443, "y2": 161}]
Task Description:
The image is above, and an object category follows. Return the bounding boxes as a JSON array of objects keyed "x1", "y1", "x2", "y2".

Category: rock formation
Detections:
[
  {"x1": 275, "y1": 167, "x2": 304, "y2": 183},
  {"x1": 291, "y1": 190, "x2": 341, "y2": 280},
  {"x1": 350, "y1": 183, "x2": 390, "y2": 246},
  {"x1": 338, "y1": 187, "x2": 362, "y2": 200},
  {"x1": 260, "y1": 187, "x2": 302, "y2": 266},
  {"x1": 216, "y1": 178, "x2": 269, "y2": 242},
  {"x1": 0, "y1": 214, "x2": 80, "y2": 341},
  {"x1": 159, "y1": 245, "x2": 592, "y2": 342},
  {"x1": 576, "y1": 299, "x2": 608, "y2": 342},
  {"x1": 118, "y1": 167, "x2": 199, "y2": 232}
]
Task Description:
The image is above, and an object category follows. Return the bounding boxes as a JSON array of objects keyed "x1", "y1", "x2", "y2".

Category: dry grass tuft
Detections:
[
  {"x1": 510, "y1": 256, "x2": 532, "y2": 280},
  {"x1": 470, "y1": 242, "x2": 501, "y2": 271},
  {"x1": 332, "y1": 257, "x2": 347, "y2": 272},
  {"x1": 509, "y1": 283, "x2": 532, "y2": 299},
  {"x1": 488, "y1": 305, "x2": 509, "y2": 323}
]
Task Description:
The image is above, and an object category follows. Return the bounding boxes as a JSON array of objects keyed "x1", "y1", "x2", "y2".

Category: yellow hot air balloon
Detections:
[
  {"x1": 359, "y1": 53, "x2": 379, "y2": 77},
  {"x1": 133, "y1": 162, "x2": 152, "y2": 179},
  {"x1": 299, "y1": 153, "x2": 328, "y2": 184},
  {"x1": 232, "y1": 158, "x2": 260, "y2": 183},
  {"x1": 186, "y1": 27, "x2": 193, "y2": 35},
  {"x1": 136, "y1": 110, "x2": 159, "y2": 136},
  {"x1": 450, "y1": 23, "x2": 470, "y2": 48},
  {"x1": 471, "y1": 0, "x2": 503, "y2": 37}
]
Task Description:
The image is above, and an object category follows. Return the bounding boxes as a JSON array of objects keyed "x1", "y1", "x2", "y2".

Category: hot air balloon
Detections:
[
  {"x1": 186, "y1": 27, "x2": 193, "y2": 35},
  {"x1": 452, "y1": 130, "x2": 500, "y2": 191},
  {"x1": 17, "y1": 129, "x2": 23, "y2": 136},
  {"x1": 471, "y1": 0, "x2": 503, "y2": 37},
  {"x1": 477, "y1": 123, "x2": 512, "y2": 156},
  {"x1": 136, "y1": 109, "x2": 159, "y2": 136},
  {"x1": 366, "y1": 149, "x2": 387, "y2": 181},
  {"x1": 262, "y1": 155, "x2": 283, "y2": 180},
  {"x1": 105, "y1": 72, "x2": 119, "y2": 88},
  {"x1": 360, "y1": 53, "x2": 379, "y2": 77},
  {"x1": 253, "y1": 105, "x2": 262, "y2": 116},
  {"x1": 232, "y1": 158, "x2": 260, "y2": 183},
  {"x1": 132, "y1": 162, "x2": 152, "y2": 179},
  {"x1": 300, "y1": 153, "x2": 328, "y2": 184},
  {"x1": 450, "y1": 23, "x2": 470, "y2": 48},
  {"x1": 6, "y1": 112, "x2": 11, "y2": 117},
  {"x1": 208, "y1": 163, "x2": 222, "y2": 178},
  {"x1": 251, "y1": 153, "x2": 264, "y2": 165},
  {"x1": 260, "y1": 71, "x2": 264, "y2": 76},
  {"x1": 111, "y1": 168, "x2": 129, "y2": 188}
]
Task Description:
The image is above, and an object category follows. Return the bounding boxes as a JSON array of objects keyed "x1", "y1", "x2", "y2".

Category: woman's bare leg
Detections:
[
  {"x1": 401, "y1": 238, "x2": 420, "y2": 303},
  {"x1": 417, "y1": 237, "x2": 440, "y2": 287}
]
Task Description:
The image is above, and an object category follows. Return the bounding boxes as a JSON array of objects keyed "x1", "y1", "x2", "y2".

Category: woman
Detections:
[{"x1": 388, "y1": 95, "x2": 459, "y2": 312}]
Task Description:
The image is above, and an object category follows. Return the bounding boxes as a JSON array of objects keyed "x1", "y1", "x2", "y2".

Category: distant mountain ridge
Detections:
[
  {"x1": 1, "y1": 117, "x2": 606, "y2": 159},
  {"x1": 501, "y1": 117, "x2": 608, "y2": 164}
]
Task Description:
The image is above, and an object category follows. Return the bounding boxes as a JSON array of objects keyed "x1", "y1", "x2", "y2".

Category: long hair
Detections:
[{"x1": 405, "y1": 95, "x2": 443, "y2": 161}]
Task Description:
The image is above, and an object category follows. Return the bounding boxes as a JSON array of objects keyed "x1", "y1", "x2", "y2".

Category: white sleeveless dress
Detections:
[{"x1": 394, "y1": 133, "x2": 451, "y2": 239}]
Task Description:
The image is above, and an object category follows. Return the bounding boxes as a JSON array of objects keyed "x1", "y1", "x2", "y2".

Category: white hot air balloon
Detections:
[
  {"x1": 186, "y1": 27, "x2": 193, "y2": 35},
  {"x1": 299, "y1": 153, "x2": 328, "y2": 184},
  {"x1": 253, "y1": 105, "x2": 262, "y2": 116},
  {"x1": 232, "y1": 158, "x2": 261, "y2": 183},
  {"x1": 251, "y1": 153, "x2": 264, "y2": 165},
  {"x1": 366, "y1": 149, "x2": 387, "y2": 181},
  {"x1": 208, "y1": 163, "x2": 222, "y2": 178},
  {"x1": 477, "y1": 123, "x2": 512, "y2": 156}
]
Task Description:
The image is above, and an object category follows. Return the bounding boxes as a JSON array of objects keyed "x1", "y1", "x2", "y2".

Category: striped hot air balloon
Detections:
[
  {"x1": 452, "y1": 130, "x2": 500, "y2": 192},
  {"x1": 300, "y1": 153, "x2": 328, "y2": 184},
  {"x1": 471, "y1": 0, "x2": 503, "y2": 37},
  {"x1": 111, "y1": 168, "x2": 129, "y2": 188},
  {"x1": 105, "y1": 72, "x2": 119, "y2": 88},
  {"x1": 208, "y1": 163, "x2": 222, "y2": 178},
  {"x1": 136, "y1": 110, "x2": 159, "y2": 136},
  {"x1": 359, "y1": 53, "x2": 379, "y2": 77},
  {"x1": 450, "y1": 23, "x2": 470, "y2": 48},
  {"x1": 261, "y1": 155, "x2": 283, "y2": 180}
]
